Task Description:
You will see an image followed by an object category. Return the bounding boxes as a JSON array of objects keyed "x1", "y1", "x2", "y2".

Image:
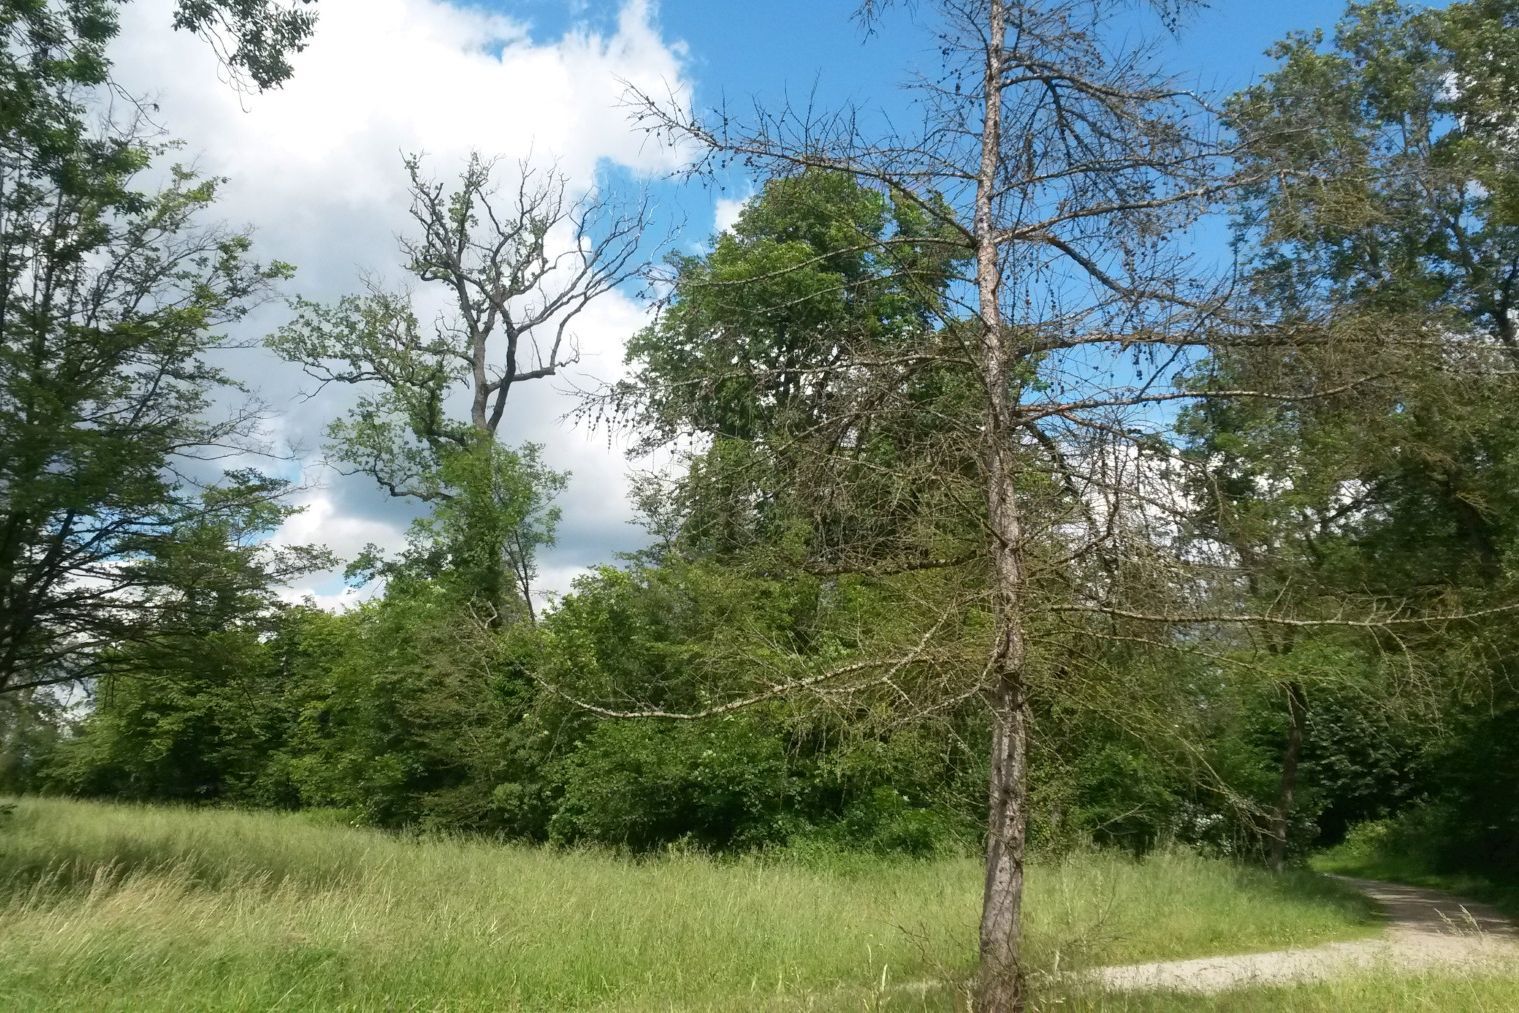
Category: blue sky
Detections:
[
  {"x1": 511, "y1": 0, "x2": 1395, "y2": 287},
  {"x1": 526, "y1": 1, "x2": 1358, "y2": 101}
]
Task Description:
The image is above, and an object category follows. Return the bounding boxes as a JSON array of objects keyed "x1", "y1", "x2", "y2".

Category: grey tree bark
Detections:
[{"x1": 970, "y1": 5, "x2": 1033, "y2": 1008}]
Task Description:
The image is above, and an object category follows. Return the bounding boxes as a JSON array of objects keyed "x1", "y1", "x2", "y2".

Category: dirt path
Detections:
[{"x1": 1090, "y1": 875, "x2": 1519, "y2": 994}]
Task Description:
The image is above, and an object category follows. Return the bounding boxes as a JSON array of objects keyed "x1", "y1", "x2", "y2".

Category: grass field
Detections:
[{"x1": 0, "y1": 797, "x2": 1382, "y2": 1010}]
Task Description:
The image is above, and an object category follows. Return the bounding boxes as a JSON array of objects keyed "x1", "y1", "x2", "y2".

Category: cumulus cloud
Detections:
[
  {"x1": 270, "y1": 489, "x2": 405, "y2": 566},
  {"x1": 712, "y1": 190, "x2": 752, "y2": 235},
  {"x1": 109, "y1": 0, "x2": 694, "y2": 603}
]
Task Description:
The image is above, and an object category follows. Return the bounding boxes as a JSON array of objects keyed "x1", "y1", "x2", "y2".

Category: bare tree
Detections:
[
  {"x1": 277, "y1": 153, "x2": 650, "y2": 472},
  {"x1": 398, "y1": 154, "x2": 651, "y2": 440},
  {"x1": 273, "y1": 153, "x2": 651, "y2": 617},
  {"x1": 618, "y1": 5, "x2": 1237, "y2": 1005},
  {"x1": 498, "y1": 2, "x2": 1519, "y2": 1008}
]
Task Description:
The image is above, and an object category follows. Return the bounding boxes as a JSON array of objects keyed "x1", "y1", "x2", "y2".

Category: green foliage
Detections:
[
  {"x1": 547, "y1": 718, "x2": 795, "y2": 850},
  {"x1": 619, "y1": 169, "x2": 977, "y2": 572},
  {"x1": 47, "y1": 590, "x2": 326, "y2": 807},
  {"x1": 625, "y1": 169, "x2": 962, "y2": 448},
  {"x1": 0, "y1": 690, "x2": 64, "y2": 794},
  {"x1": 0, "y1": 0, "x2": 321, "y2": 693},
  {"x1": 347, "y1": 439, "x2": 566, "y2": 626},
  {"x1": 828, "y1": 786, "x2": 971, "y2": 857},
  {"x1": 1323, "y1": 700, "x2": 1519, "y2": 885},
  {"x1": 1228, "y1": 0, "x2": 1519, "y2": 330},
  {"x1": 47, "y1": 628, "x2": 290, "y2": 804},
  {"x1": 271, "y1": 287, "x2": 466, "y2": 501},
  {"x1": 515, "y1": 559, "x2": 988, "y2": 853},
  {"x1": 171, "y1": 0, "x2": 317, "y2": 91},
  {"x1": 273, "y1": 586, "x2": 524, "y2": 830},
  {"x1": 1166, "y1": 0, "x2": 1519, "y2": 870},
  {"x1": 1220, "y1": 0, "x2": 1519, "y2": 592}
]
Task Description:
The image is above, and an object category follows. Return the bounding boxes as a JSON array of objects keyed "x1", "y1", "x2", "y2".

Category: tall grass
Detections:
[{"x1": 0, "y1": 798, "x2": 1376, "y2": 1010}]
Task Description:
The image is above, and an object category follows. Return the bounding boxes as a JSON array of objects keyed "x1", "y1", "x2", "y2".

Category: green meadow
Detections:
[{"x1": 0, "y1": 797, "x2": 1382, "y2": 1011}]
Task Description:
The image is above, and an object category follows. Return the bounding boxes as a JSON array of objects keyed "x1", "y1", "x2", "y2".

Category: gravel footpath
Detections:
[{"x1": 1089, "y1": 875, "x2": 1519, "y2": 994}]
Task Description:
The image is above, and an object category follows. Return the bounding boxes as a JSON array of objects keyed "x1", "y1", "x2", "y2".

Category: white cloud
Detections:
[
  {"x1": 109, "y1": 0, "x2": 694, "y2": 603},
  {"x1": 276, "y1": 582, "x2": 373, "y2": 613},
  {"x1": 271, "y1": 490, "x2": 405, "y2": 562},
  {"x1": 268, "y1": 489, "x2": 402, "y2": 610},
  {"x1": 712, "y1": 189, "x2": 752, "y2": 235}
]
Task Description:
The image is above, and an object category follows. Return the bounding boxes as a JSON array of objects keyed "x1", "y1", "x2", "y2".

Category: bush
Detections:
[
  {"x1": 546, "y1": 718, "x2": 796, "y2": 851},
  {"x1": 830, "y1": 786, "x2": 972, "y2": 857}
]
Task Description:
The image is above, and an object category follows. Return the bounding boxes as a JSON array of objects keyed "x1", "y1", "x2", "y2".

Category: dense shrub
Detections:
[{"x1": 546, "y1": 719, "x2": 796, "y2": 850}]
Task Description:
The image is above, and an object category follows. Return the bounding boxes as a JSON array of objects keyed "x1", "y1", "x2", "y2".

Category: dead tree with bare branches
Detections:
[
  {"x1": 613, "y1": 5, "x2": 1244, "y2": 1006},
  {"x1": 272, "y1": 153, "x2": 651, "y2": 621}
]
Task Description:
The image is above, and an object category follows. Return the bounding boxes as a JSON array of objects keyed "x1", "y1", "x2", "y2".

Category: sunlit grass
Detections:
[{"x1": 0, "y1": 797, "x2": 1377, "y2": 1010}]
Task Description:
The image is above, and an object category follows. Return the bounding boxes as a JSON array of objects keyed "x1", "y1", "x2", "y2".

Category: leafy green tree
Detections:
[
  {"x1": 46, "y1": 496, "x2": 331, "y2": 804},
  {"x1": 618, "y1": 170, "x2": 971, "y2": 573},
  {"x1": 0, "y1": 686, "x2": 65, "y2": 792},
  {"x1": 171, "y1": 0, "x2": 318, "y2": 91},
  {"x1": 626, "y1": 170, "x2": 960, "y2": 446},
  {"x1": 0, "y1": 0, "x2": 324, "y2": 693},
  {"x1": 1181, "y1": 0, "x2": 1519, "y2": 867},
  {"x1": 546, "y1": 716, "x2": 795, "y2": 851},
  {"x1": 2, "y1": 1, "x2": 315, "y2": 108},
  {"x1": 514, "y1": 555, "x2": 988, "y2": 852},
  {"x1": 1230, "y1": 0, "x2": 1519, "y2": 363},
  {"x1": 347, "y1": 441, "x2": 566, "y2": 627},
  {"x1": 277, "y1": 577, "x2": 553, "y2": 831},
  {"x1": 1222, "y1": 0, "x2": 1519, "y2": 582}
]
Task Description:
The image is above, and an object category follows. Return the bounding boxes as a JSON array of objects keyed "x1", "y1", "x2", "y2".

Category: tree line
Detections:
[{"x1": 2, "y1": 1, "x2": 1517, "y2": 1009}]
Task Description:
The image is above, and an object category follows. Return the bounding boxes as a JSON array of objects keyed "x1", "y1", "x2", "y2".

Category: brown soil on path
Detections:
[{"x1": 1089, "y1": 875, "x2": 1519, "y2": 994}]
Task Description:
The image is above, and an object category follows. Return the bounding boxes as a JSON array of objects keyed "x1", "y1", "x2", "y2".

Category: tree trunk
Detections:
[
  {"x1": 976, "y1": 383, "x2": 1030, "y2": 1012},
  {"x1": 978, "y1": 657, "x2": 1029, "y2": 1010},
  {"x1": 1268, "y1": 680, "x2": 1307, "y2": 872},
  {"x1": 972, "y1": 5, "x2": 1031, "y2": 1010}
]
